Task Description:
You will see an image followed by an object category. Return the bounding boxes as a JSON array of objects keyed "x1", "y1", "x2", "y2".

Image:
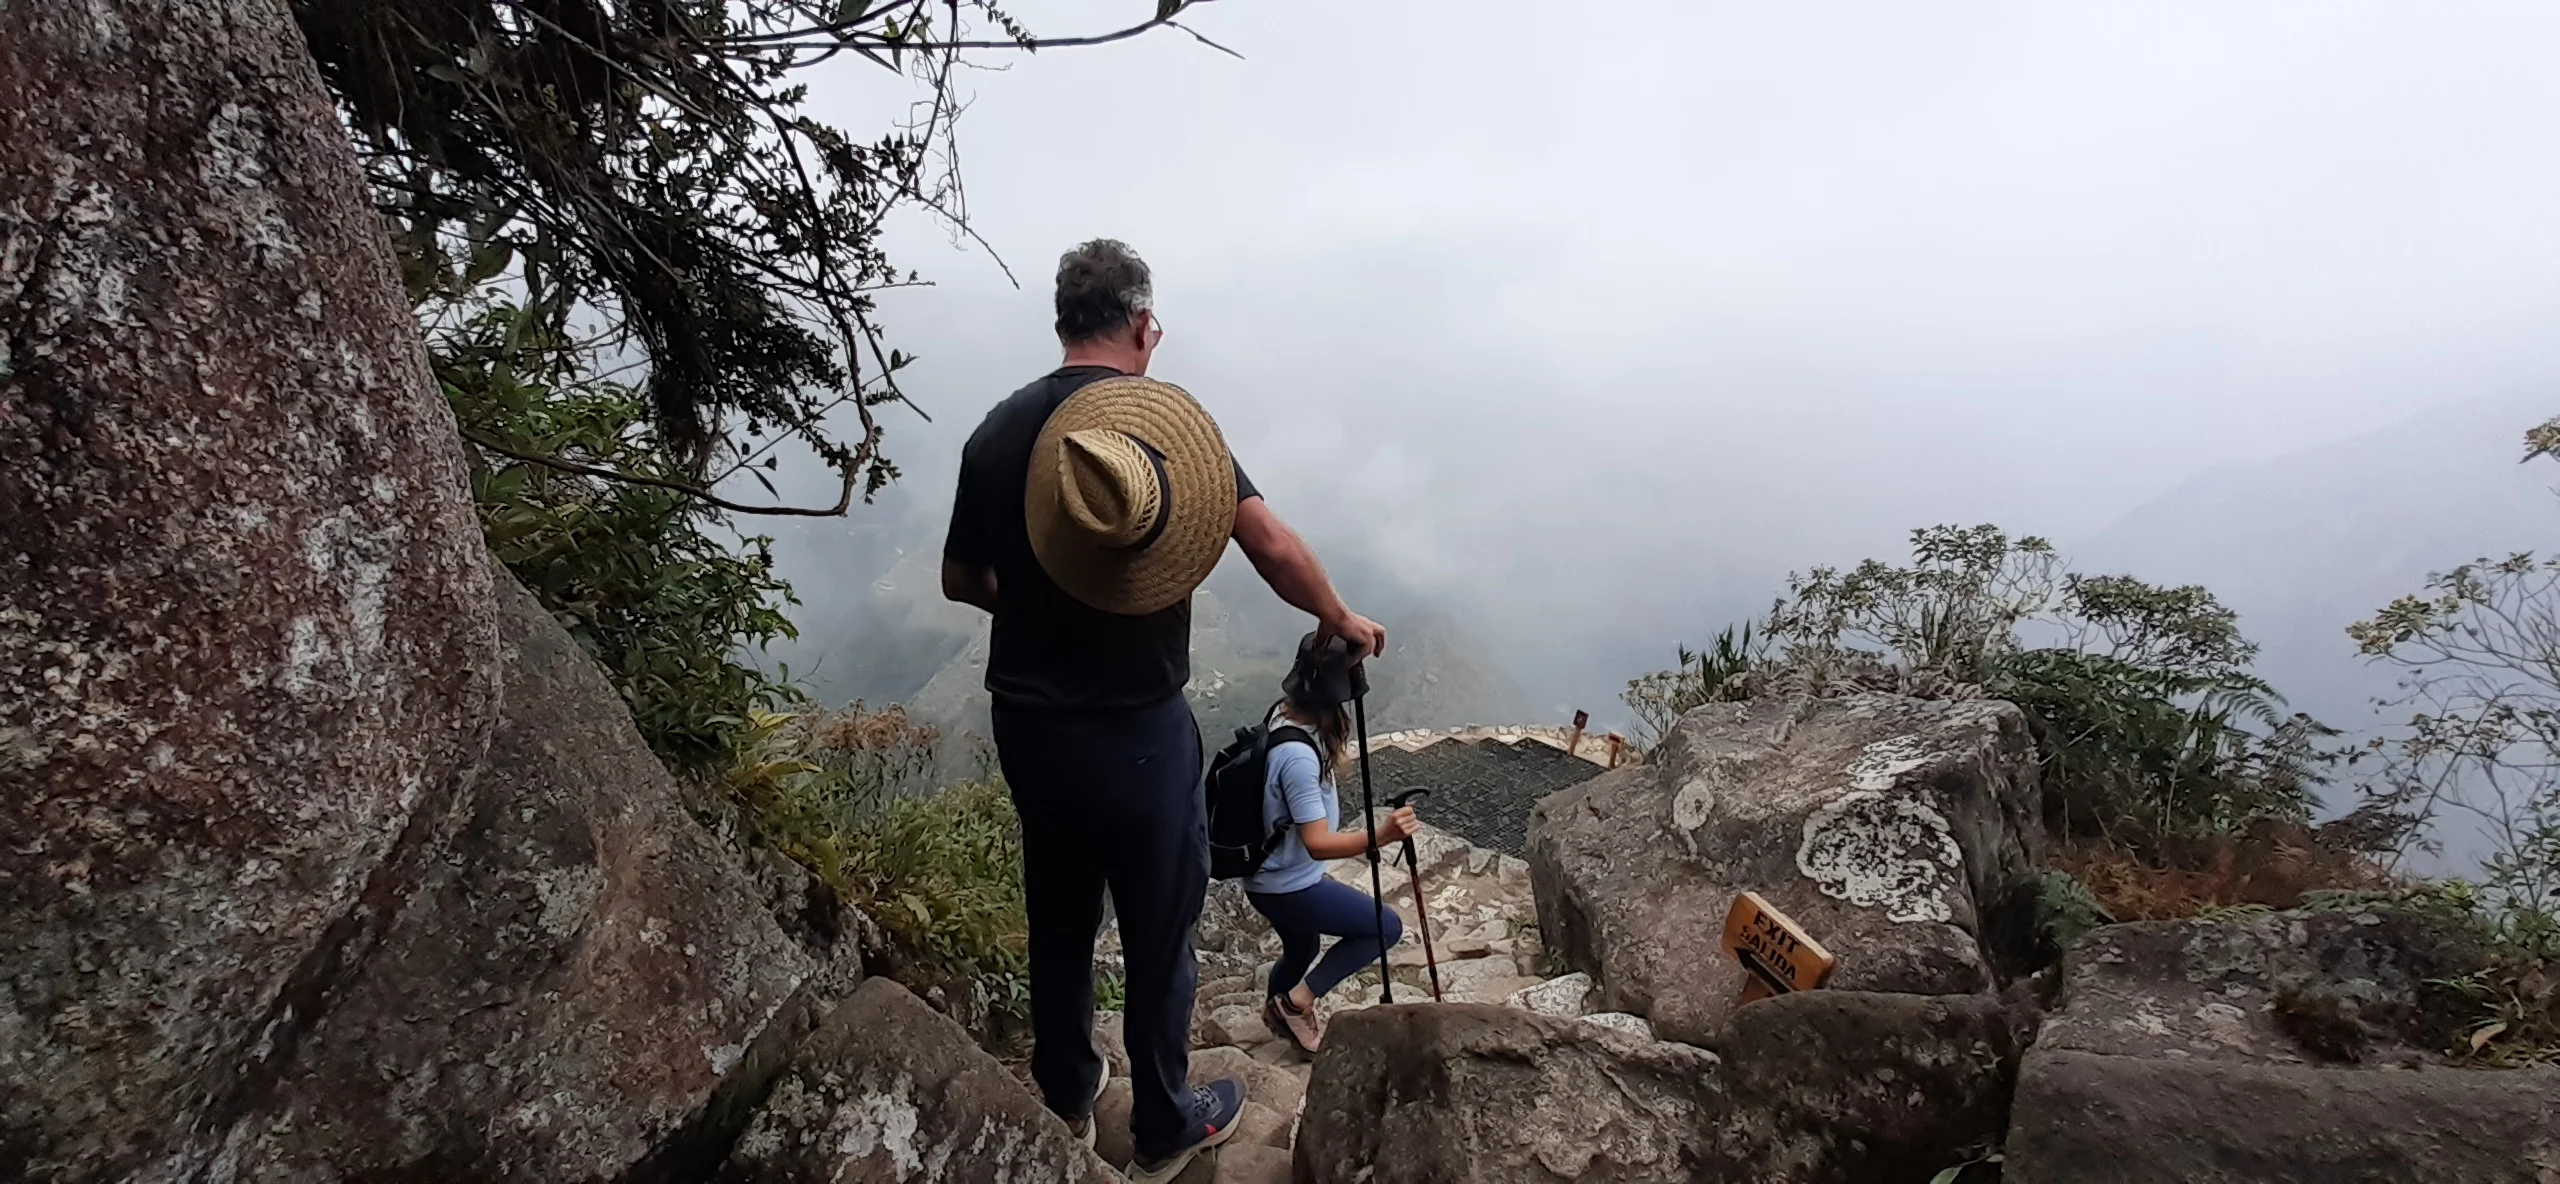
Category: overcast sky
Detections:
[{"x1": 768, "y1": 0, "x2": 2560, "y2": 721}]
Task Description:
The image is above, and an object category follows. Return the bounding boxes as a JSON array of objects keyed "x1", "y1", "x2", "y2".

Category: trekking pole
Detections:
[
  {"x1": 1353, "y1": 692, "x2": 1394, "y2": 1005},
  {"x1": 1388, "y1": 787, "x2": 1442, "y2": 1002}
]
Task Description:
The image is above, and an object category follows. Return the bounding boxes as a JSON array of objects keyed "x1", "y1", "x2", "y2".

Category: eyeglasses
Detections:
[{"x1": 1144, "y1": 310, "x2": 1165, "y2": 344}]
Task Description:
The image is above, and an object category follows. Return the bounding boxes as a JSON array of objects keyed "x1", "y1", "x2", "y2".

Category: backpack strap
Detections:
[{"x1": 1258, "y1": 722, "x2": 1319, "y2": 854}]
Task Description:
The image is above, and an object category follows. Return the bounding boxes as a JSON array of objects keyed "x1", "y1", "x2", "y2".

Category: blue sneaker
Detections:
[{"x1": 1128, "y1": 1078, "x2": 1246, "y2": 1182}]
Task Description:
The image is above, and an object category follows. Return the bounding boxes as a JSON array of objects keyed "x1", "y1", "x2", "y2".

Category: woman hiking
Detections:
[{"x1": 1245, "y1": 637, "x2": 1421, "y2": 1054}]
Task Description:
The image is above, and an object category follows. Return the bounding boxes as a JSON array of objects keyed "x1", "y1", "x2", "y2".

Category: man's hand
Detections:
[{"x1": 1316, "y1": 609, "x2": 1388, "y2": 660}]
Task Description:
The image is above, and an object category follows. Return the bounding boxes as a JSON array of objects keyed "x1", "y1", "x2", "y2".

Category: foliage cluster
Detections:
[
  {"x1": 2029, "y1": 868, "x2": 2112, "y2": 958},
  {"x1": 1621, "y1": 624, "x2": 1757, "y2": 750},
  {"x1": 1627, "y1": 524, "x2": 2341, "y2": 845},
  {"x1": 293, "y1": 0, "x2": 1090, "y2": 501},
  {"x1": 2047, "y1": 823, "x2": 2388, "y2": 926},
  {"x1": 2439, "y1": 958, "x2": 2560, "y2": 1067},
  {"x1": 441, "y1": 302, "x2": 802, "y2": 771},
  {"x1": 716, "y1": 702, "x2": 1032, "y2": 1036},
  {"x1": 2351, "y1": 535, "x2": 2560, "y2": 956},
  {"x1": 2338, "y1": 412, "x2": 2560, "y2": 1063}
]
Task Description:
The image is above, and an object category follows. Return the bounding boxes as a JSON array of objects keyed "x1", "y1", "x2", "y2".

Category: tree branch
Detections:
[
  {"x1": 460, "y1": 426, "x2": 858, "y2": 516},
  {"x1": 722, "y1": 15, "x2": 1186, "y2": 53}
]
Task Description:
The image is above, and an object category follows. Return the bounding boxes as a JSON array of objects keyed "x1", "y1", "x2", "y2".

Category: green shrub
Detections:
[
  {"x1": 2032, "y1": 869, "x2": 2112, "y2": 953},
  {"x1": 2348, "y1": 415, "x2": 2560, "y2": 960},
  {"x1": 2437, "y1": 959, "x2": 2560, "y2": 1066},
  {"x1": 1750, "y1": 523, "x2": 2336, "y2": 843},
  {"x1": 1995, "y1": 649, "x2": 2325, "y2": 839},
  {"x1": 440, "y1": 303, "x2": 802, "y2": 774},
  {"x1": 1621, "y1": 623, "x2": 1760, "y2": 750},
  {"x1": 715, "y1": 705, "x2": 1033, "y2": 1040},
  {"x1": 842, "y1": 778, "x2": 1029, "y2": 1003}
]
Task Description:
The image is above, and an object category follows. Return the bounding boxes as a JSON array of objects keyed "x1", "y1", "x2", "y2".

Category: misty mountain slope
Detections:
[
  {"x1": 904, "y1": 572, "x2": 1535, "y2": 767},
  {"x1": 769, "y1": 494, "x2": 1542, "y2": 753},
  {"x1": 762, "y1": 537, "x2": 981, "y2": 707},
  {"x1": 2075, "y1": 394, "x2": 2555, "y2": 736}
]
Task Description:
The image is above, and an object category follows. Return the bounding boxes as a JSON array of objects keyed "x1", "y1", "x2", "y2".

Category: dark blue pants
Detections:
[
  {"x1": 992, "y1": 694, "x2": 1205, "y2": 1160},
  {"x1": 1247, "y1": 877, "x2": 1404, "y2": 1000}
]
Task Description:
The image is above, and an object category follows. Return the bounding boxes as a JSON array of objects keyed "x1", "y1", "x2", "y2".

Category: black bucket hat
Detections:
[{"x1": 1282, "y1": 630, "x2": 1368, "y2": 707}]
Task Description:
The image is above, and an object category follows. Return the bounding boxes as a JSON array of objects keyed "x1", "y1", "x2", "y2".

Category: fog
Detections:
[{"x1": 740, "y1": 0, "x2": 2560, "y2": 801}]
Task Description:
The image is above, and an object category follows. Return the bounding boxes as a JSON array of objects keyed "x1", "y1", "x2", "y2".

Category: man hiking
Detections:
[{"x1": 941, "y1": 238, "x2": 1387, "y2": 1180}]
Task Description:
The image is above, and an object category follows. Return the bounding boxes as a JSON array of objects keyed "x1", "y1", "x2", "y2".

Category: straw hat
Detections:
[{"x1": 1025, "y1": 375, "x2": 1236, "y2": 615}]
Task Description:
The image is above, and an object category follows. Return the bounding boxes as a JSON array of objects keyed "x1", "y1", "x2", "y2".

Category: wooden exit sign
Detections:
[{"x1": 1721, "y1": 891, "x2": 1837, "y2": 1004}]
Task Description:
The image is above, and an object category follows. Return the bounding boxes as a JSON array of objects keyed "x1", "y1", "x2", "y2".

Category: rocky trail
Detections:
[{"x1": 1068, "y1": 821, "x2": 1641, "y2": 1181}]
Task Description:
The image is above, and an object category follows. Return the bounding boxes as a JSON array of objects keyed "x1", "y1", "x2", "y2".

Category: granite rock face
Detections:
[
  {"x1": 2, "y1": 3, "x2": 501, "y2": 1176},
  {"x1": 2005, "y1": 1052, "x2": 2560, "y2": 1184},
  {"x1": 0, "y1": 8, "x2": 845, "y2": 1178},
  {"x1": 2033, "y1": 906, "x2": 2491, "y2": 1067},
  {"x1": 2006, "y1": 903, "x2": 2557, "y2": 1183},
  {"x1": 1296, "y1": 992, "x2": 2028, "y2": 1184},
  {"x1": 719, "y1": 978, "x2": 1115, "y2": 1184},
  {"x1": 216, "y1": 576, "x2": 820, "y2": 1180},
  {"x1": 1296, "y1": 1003, "x2": 1725, "y2": 1183}
]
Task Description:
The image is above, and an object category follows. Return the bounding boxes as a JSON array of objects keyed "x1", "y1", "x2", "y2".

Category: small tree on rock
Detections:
[{"x1": 2352, "y1": 415, "x2": 2560, "y2": 955}]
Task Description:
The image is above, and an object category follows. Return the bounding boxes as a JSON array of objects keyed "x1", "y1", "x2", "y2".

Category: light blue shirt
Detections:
[{"x1": 1243, "y1": 735, "x2": 1338, "y2": 895}]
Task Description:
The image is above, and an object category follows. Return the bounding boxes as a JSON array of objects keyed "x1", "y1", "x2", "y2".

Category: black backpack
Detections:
[{"x1": 1205, "y1": 711, "x2": 1315, "y2": 881}]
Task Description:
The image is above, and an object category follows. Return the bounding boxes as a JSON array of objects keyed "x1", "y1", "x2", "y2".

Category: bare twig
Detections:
[
  {"x1": 1169, "y1": 19, "x2": 1244, "y2": 59},
  {"x1": 461, "y1": 426, "x2": 860, "y2": 517},
  {"x1": 719, "y1": 18, "x2": 1171, "y2": 52}
]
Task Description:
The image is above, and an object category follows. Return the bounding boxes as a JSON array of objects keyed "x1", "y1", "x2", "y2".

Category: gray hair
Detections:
[{"x1": 1054, "y1": 239, "x2": 1153, "y2": 343}]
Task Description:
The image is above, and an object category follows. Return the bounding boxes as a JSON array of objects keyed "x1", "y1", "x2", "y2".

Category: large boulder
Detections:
[
  {"x1": 718, "y1": 977, "x2": 1116, "y2": 1184},
  {"x1": 214, "y1": 575, "x2": 823, "y2": 1180},
  {"x1": 1707, "y1": 990, "x2": 2028, "y2": 1181},
  {"x1": 1295, "y1": 1003, "x2": 1723, "y2": 1182},
  {"x1": 1528, "y1": 694, "x2": 2040, "y2": 1046},
  {"x1": 2005, "y1": 902, "x2": 2556, "y2": 1182},
  {"x1": 2034, "y1": 906, "x2": 2490, "y2": 1067},
  {"x1": 1295, "y1": 992, "x2": 2027, "y2": 1184},
  {"x1": 2, "y1": 3, "x2": 502, "y2": 1177},
  {"x1": 2005, "y1": 1052, "x2": 2560, "y2": 1183}
]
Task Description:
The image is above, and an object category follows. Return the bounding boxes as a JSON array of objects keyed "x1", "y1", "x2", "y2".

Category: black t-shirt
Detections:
[{"x1": 942, "y1": 366, "x2": 1259, "y2": 712}]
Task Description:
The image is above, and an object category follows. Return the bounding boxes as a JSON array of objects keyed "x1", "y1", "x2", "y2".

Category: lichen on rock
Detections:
[{"x1": 1795, "y1": 788, "x2": 1964, "y2": 924}]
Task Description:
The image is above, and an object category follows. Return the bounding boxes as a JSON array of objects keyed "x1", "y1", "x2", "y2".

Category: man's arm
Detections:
[
  {"x1": 1231, "y1": 496, "x2": 1388, "y2": 657},
  {"x1": 941, "y1": 441, "x2": 1000, "y2": 614},
  {"x1": 942, "y1": 559, "x2": 998, "y2": 614}
]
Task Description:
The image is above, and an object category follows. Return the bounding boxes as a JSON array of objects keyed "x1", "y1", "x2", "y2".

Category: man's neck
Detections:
[{"x1": 1060, "y1": 344, "x2": 1143, "y2": 375}]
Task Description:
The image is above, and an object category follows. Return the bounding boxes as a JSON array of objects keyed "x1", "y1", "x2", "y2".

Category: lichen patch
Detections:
[
  {"x1": 829, "y1": 1074, "x2": 925, "y2": 1177},
  {"x1": 1670, "y1": 772, "x2": 1716, "y2": 833},
  {"x1": 1844, "y1": 735, "x2": 1935, "y2": 791},
  {"x1": 1795, "y1": 790, "x2": 1962, "y2": 923}
]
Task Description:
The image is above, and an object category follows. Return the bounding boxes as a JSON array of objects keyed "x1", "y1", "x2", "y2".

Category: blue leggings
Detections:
[{"x1": 1247, "y1": 877, "x2": 1404, "y2": 1000}]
